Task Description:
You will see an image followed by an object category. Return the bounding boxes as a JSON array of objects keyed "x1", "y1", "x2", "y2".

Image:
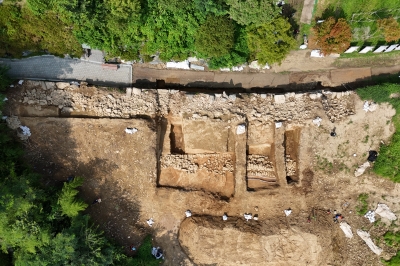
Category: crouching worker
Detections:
[{"x1": 151, "y1": 247, "x2": 163, "y2": 259}]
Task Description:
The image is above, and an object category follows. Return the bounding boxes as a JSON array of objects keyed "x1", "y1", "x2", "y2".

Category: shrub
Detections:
[{"x1": 58, "y1": 177, "x2": 88, "y2": 218}]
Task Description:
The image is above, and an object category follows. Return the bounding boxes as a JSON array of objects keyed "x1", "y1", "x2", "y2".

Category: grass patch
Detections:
[
  {"x1": 339, "y1": 50, "x2": 400, "y2": 59},
  {"x1": 383, "y1": 252, "x2": 400, "y2": 266},
  {"x1": 357, "y1": 83, "x2": 400, "y2": 182},
  {"x1": 338, "y1": 162, "x2": 350, "y2": 172},
  {"x1": 356, "y1": 193, "x2": 369, "y2": 215},
  {"x1": 337, "y1": 141, "x2": 349, "y2": 158},
  {"x1": 383, "y1": 231, "x2": 400, "y2": 265},
  {"x1": 316, "y1": 155, "x2": 333, "y2": 174},
  {"x1": 384, "y1": 231, "x2": 400, "y2": 247}
]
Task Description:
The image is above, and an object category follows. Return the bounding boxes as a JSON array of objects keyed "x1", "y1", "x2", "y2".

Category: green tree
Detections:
[
  {"x1": 193, "y1": 0, "x2": 228, "y2": 16},
  {"x1": 312, "y1": 17, "x2": 352, "y2": 55},
  {"x1": 246, "y1": 17, "x2": 296, "y2": 65},
  {"x1": 208, "y1": 26, "x2": 249, "y2": 69},
  {"x1": 57, "y1": 177, "x2": 88, "y2": 218},
  {"x1": 195, "y1": 16, "x2": 235, "y2": 58},
  {"x1": 0, "y1": 4, "x2": 81, "y2": 57},
  {"x1": 226, "y1": 0, "x2": 280, "y2": 25},
  {"x1": 140, "y1": 0, "x2": 205, "y2": 60},
  {"x1": 26, "y1": 0, "x2": 56, "y2": 15}
]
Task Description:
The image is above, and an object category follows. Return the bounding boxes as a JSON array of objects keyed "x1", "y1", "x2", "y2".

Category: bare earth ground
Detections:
[{"x1": 4, "y1": 81, "x2": 400, "y2": 265}]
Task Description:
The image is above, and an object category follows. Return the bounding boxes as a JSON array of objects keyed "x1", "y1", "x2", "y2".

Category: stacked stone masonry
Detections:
[
  {"x1": 285, "y1": 155, "x2": 297, "y2": 177},
  {"x1": 19, "y1": 81, "x2": 355, "y2": 124},
  {"x1": 161, "y1": 154, "x2": 234, "y2": 175},
  {"x1": 246, "y1": 155, "x2": 276, "y2": 179}
]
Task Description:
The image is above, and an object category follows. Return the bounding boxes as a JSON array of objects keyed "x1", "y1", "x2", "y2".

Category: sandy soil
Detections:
[{"x1": 5, "y1": 83, "x2": 400, "y2": 266}]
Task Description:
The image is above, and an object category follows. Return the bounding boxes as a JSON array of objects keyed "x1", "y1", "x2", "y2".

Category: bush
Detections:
[{"x1": 384, "y1": 231, "x2": 400, "y2": 247}]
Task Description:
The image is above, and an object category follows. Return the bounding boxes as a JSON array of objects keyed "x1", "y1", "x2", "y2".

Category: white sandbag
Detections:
[
  {"x1": 125, "y1": 128, "x2": 138, "y2": 134},
  {"x1": 236, "y1": 124, "x2": 246, "y2": 135},
  {"x1": 354, "y1": 161, "x2": 370, "y2": 177},
  {"x1": 357, "y1": 230, "x2": 382, "y2": 255},
  {"x1": 364, "y1": 211, "x2": 375, "y2": 223},
  {"x1": 375, "y1": 203, "x2": 397, "y2": 221},
  {"x1": 340, "y1": 222, "x2": 353, "y2": 238}
]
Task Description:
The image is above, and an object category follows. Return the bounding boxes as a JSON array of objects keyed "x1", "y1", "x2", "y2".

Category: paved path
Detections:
[
  {"x1": 0, "y1": 55, "x2": 132, "y2": 87},
  {"x1": 300, "y1": 0, "x2": 315, "y2": 24}
]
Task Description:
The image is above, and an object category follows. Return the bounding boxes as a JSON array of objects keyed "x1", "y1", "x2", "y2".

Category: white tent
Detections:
[
  {"x1": 344, "y1": 46, "x2": 359, "y2": 53},
  {"x1": 166, "y1": 60, "x2": 190, "y2": 70},
  {"x1": 385, "y1": 44, "x2": 398, "y2": 52},
  {"x1": 310, "y1": 50, "x2": 324, "y2": 57},
  {"x1": 373, "y1": 46, "x2": 388, "y2": 53},
  {"x1": 359, "y1": 46, "x2": 374, "y2": 54}
]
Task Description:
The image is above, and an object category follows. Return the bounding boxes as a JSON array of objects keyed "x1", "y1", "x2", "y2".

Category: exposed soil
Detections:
[{"x1": 3, "y1": 80, "x2": 400, "y2": 265}]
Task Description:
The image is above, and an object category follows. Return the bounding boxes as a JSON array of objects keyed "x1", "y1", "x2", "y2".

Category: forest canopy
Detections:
[{"x1": 0, "y1": 0, "x2": 296, "y2": 67}]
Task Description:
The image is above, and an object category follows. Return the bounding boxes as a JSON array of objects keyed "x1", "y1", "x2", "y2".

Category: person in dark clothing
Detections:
[
  {"x1": 92, "y1": 198, "x2": 102, "y2": 204},
  {"x1": 368, "y1": 150, "x2": 378, "y2": 162},
  {"x1": 67, "y1": 175, "x2": 75, "y2": 182}
]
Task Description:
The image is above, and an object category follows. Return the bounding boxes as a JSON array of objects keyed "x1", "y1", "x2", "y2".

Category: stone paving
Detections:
[{"x1": 0, "y1": 55, "x2": 132, "y2": 87}]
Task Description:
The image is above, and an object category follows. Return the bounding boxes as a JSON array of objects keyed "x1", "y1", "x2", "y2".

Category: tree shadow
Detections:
[
  {"x1": 14, "y1": 112, "x2": 153, "y2": 250},
  {"x1": 282, "y1": 4, "x2": 300, "y2": 35},
  {"x1": 319, "y1": 5, "x2": 346, "y2": 20}
]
